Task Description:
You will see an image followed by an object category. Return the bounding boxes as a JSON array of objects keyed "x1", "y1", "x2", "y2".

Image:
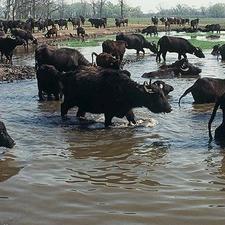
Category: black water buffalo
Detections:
[
  {"x1": 92, "y1": 52, "x2": 120, "y2": 69},
  {"x1": 156, "y1": 36, "x2": 205, "y2": 62},
  {"x1": 11, "y1": 28, "x2": 37, "y2": 49},
  {"x1": 45, "y1": 26, "x2": 57, "y2": 38},
  {"x1": 208, "y1": 93, "x2": 225, "y2": 145},
  {"x1": 57, "y1": 19, "x2": 68, "y2": 30},
  {"x1": 36, "y1": 64, "x2": 62, "y2": 101},
  {"x1": 179, "y1": 78, "x2": 225, "y2": 105},
  {"x1": 142, "y1": 59, "x2": 201, "y2": 79},
  {"x1": 79, "y1": 16, "x2": 85, "y2": 25},
  {"x1": 116, "y1": 33, "x2": 157, "y2": 54},
  {"x1": 102, "y1": 39, "x2": 127, "y2": 61},
  {"x1": 151, "y1": 16, "x2": 158, "y2": 26},
  {"x1": 68, "y1": 18, "x2": 81, "y2": 29},
  {"x1": 205, "y1": 24, "x2": 220, "y2": 33},
  {"x1": 190, "y1": 18, "x2": 199, "y2": 29},
  {"x1": 211, "y1": 44, "x2": 225, "y2": 60},
  {"x1": 142, "y1": 26, "x2": 158, "y2": 36},
  {"x1": 151, "y1": 80, "x2": 174, "y2": 96},
  {"x1": 59, "y1": 69, "x2": 171, "y2": 127},
  {"x1": 0, "y1": 121, "x2": 15, "y2": 148},
  {"x1": 88, "y1": 18, "x2": 106, "y2": 28},
  {"x1": 0, "y1": 37, "x2": 24, "y2": 63},
  {"x1": 77, "y1": 26, "x2": 85, "y2": 38},
  {"x1": 35, "y1": 45, "x2": 91, "y2": 71},
  {"x1": 115, "y1": 18, "x2": 128, "y2": 27}
]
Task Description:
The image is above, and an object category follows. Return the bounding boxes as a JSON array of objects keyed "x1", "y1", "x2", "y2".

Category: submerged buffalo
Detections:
[
  {"x1": 59, "y1": 68, "x2": 172, "y2": 127},
  {"x1": 179, "y1": 78, "x2": 225, "y2": 105},
  {"x1": 142, "y1": 59, "x2": 201, "y2": 79},
  {"x1": 35, "y1": 45, "x2": 91, "y2": 71},
  {"x1": 208, "y1": 93, "x2": 225, "y2": 145},
  {"x1": 116, "y1": 33, "x2": 157, "y2": 54},
  {"x1": 211, "y1": 44, "x2": 225, "y2": 60},
  {"x1": 156, "y1": 36, "x2": 205, "y2": 62},
  {"x1": 0, "y1": 121, "x2": 15, "y2": 148}
]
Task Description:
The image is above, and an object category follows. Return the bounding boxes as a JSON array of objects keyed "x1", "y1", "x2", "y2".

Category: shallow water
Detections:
[{"x1": 1, "y1": 42, "x2": 225, "y2": 225}]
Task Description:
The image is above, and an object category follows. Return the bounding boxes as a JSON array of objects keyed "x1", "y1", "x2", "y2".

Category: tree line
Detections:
[
  {"x1": 150, "y1": 3, "x2": 225, "y2": 18},
  {"x1": 0, "y1": 0, "x2": 143, "y2": 20},
  {"x1": 1, "y1": 1, "x2": 225, "y2": 21}
]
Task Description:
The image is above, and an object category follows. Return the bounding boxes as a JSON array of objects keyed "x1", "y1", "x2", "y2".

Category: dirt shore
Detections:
[{"x1": 0, "y1": 64, "x2": 35, "y2": 83}]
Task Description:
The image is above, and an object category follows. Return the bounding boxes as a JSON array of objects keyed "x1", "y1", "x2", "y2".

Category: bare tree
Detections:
[
  {"x1": 119, "y1": 0, "x2": 124, "y2": 18},
  {"x1": 99, "y1": 0, "x2": 106, "y2": 17},
  {"x1": 90, "y1": 0, "x2": 97, "y2": 17}
]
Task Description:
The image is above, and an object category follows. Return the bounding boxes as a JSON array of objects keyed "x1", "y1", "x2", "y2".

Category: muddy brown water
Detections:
[{"x1": 1, "y1": 40, "x2": 225, "y2": 225}]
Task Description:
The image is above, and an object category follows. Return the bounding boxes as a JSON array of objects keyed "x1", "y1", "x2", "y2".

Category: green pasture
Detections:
[{"x1": 59, "y1": 34, "x2": 225, "y2": 50}]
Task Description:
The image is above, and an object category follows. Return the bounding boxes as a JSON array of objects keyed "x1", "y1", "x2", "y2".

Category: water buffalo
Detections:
[
  {"x1": 35, "y1": 45, "x2": 91, "y2": 71},
  {"x1": 102, "y1": 39, "x2": 127, "y2": 61},
  {"x1": 56, "y1": 19, "x2": 68, "y2": 30},
  {"x1": 68, "y1": 18, "x2": 81, "y2": 29},
  {"x1": 88, "y1": 18, "x2": 106, "y2": 28},
  {"x1": 116, "y1": 33, "x2": 157, "y2": 55},
  {"x1": 0, "y1": 37, "x2": 24, "y2": 64},
  {"x1": 92, "y1": 52, "x2": 120, "y2": 69},
  {"x1": 115, "y1": 18, "x2": 128, "y2": 27},
  {"x1": 0, "y1": 121, "x2": 15, "y2": 148},
  {"x1": 36, "y1": 64, "x2": 62, "y2": 101},
  {"x1": 142, "y1": 26, "x2": 158, "y2": 36},
  {"x1": 191, "y1": 18, "x2": 199, "y2": 29},
  {"x1": 151, "y1": 80, "x2": 174, "y2": 96},
  {"x1": 45, "y1": 26, "x2": 57, "y2": 38},
  {"x1": 208, "y1": 93, "x2": 225, "y2": 145},
  {"x1": 142, "y1": 58, "x2": 201, "y2": 79},
  {"x1": 156, "y1": 36, "x2": 205, "y2": 62},
  {"x1": 179, "y1": 78, "x2": 225, "y2": 105},
  {"x1": 151, "y1": 16, "x2": 158, "y2": 26},
  {"x1": 211, "y1": 44, "x2": 225, "y2": 60},
  {"x1": 77, "y1": 26, "x2": 85, "y2": 38},
  {"x1": 79, "y1": 16, "x2": 85, "y2": 25},
  {"x1": 11, "y1": 28, "x2": 37, "y2": 49},
  {"x1": 59, "y1": 69, "x2": 172, "y2": 127},
  {"x1": 205, "y1": 24, "x2": 220, "y2": 33}
]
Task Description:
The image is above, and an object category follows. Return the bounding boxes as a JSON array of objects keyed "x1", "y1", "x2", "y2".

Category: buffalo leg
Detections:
[
  {"x1": 54, "y1": 92, "x2": 60, "y2": 101},
  {"x1": 178, "y1": 53, "x2": 182, "y2": 60},
  {"x1": 156, "y1": 51, "x2": 161, "y2": 61},
  {"x1": 61, "y1": 102, "x2": 71, "y2": 118},
  {"x1": 104, "y1": 113, "x2": 113, "y2": 127},
  {"x1": 125, "y1": 110, "x2": 136, "y2": 125},
  {"x1": 142, "y1": 49, "x2": 145, "y2": 55},
  {"x1": 162, "y1": 51, "x2": 167, "y2": 61},
  {"x1": 76, "y1": 108, "x2": 86, "y2": 118},
  {"x1": 38, "y1": 90, "x2": 44, "y2": 101}
]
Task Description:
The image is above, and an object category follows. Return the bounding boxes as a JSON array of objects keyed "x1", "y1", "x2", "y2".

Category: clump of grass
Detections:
[
  {"x1": 189, "y1": 39, "x2": 224, "y2": 49},
  {"x1": 58, "y1": 34, "x2": 116, "y2": 48}
]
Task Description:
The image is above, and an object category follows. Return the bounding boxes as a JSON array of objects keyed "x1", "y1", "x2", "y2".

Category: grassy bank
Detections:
[{"x1": 59, "y1": 33, "x2": 224, "y2": 50}]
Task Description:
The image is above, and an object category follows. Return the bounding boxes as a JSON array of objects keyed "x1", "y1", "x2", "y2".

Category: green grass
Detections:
[{"x1": 59, "y1": 34, "x2": 224, "y2": 49}]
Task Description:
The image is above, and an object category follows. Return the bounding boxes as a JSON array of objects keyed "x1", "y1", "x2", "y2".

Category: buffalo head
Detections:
[
  {"x1": 211, "y1": 44, "x2": 220, "y2": 56},
  {"x1": 194, "y1": 47, "x2": 205, "y2": 58},
  {"x1": 0, "y1": 121, "x2": 15, "y2": 148},
  {"x1": 152, "y1": 80, "x2": 174, "y2": 96},
  {"x1": 146, "y1": 41, "x2": 158, "y2": 54},
  {"x1": 142, "y1": 81, "x2": 172, "y2": 113}
]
